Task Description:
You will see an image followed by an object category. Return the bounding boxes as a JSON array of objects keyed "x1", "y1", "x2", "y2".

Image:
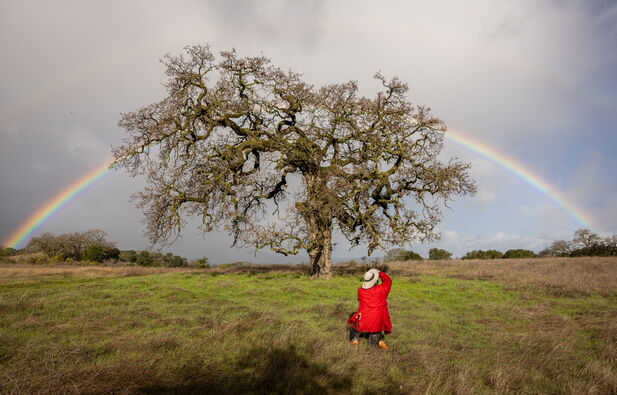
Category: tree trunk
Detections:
[
  {"x1": 302, "y1": 174, "x2": 333, "y2": 279},
  {"x1": 306, "y1": 218, "x2": 333, "y2": 278}
]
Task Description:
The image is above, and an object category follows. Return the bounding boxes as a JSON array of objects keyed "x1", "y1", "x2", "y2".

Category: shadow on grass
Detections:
[{"x1": 139, "y1": 345, "x2": 352, "y2": 394}]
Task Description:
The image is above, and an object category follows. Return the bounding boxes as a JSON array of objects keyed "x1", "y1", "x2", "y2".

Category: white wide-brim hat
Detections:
[{"x1": 362, "y1": 269, "x2": 380, "y2": 289}]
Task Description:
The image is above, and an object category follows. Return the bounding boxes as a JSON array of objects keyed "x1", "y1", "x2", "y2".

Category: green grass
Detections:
[{"x1": 1, "y1": 267, "x2": 616, "y2": 393}]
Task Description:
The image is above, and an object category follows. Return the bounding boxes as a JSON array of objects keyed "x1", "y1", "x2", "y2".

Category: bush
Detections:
[
  {"x1": 164, "y1": 252, "x2": 187, "y2": 267},
  {"x1": 385, "y1": 248, "x2": 423, "y2": 261},
  {"x1": 49, "y1": 255, "x2": 65, "y2": 264},
  {"x1": 83, "y1": 245, "x2": 106, "y2": 263},
  {"x1": 429, "y1": 248, "x2": 452, "y2": 260},
  {"x1": 34, "y1": 254, "x2": 49, "y2": 264},
  {"x1": 104, "y1": 247, "x2": 120, "y2": 262},
  {"x1": 58, "y1": 252, "x2": 75, "y2": 261},
  {"x1": 5, "y1": 252, "x2": 49, "y2": 264},
  {"x1": 401, "y1": 250, "x2": 423, "y2": 260},
  {"x1": 131, "y1": 250, "x2": 189, "y2": 267},
  {"x1": 49, "y1": 252, "x2": 75, "y2": 264},
  {"x1": 82, "y1": 246, "x2": 120, "y2": 263},
  {"x1": 136, "y1": 251, "x2": 155, "y2": 266},
  {"x1": 503, "y1": 249, "x2": 536, "y2": 259},
  {"x1": 190, "y1": 257, "x2": 210, "y2": 268},
  {"x1": 461, "y1": 249, "x2": 503, "y2": 260},
  {"x1": 0, "y1": 247, "x2": 17, "y2": 258},
  {"x1": 119, "y1": 250, "x2": 137, "y2": 263}
]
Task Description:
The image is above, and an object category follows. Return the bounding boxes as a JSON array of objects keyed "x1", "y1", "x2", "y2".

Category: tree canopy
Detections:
[
  {"x1": 26, "y1": 229, "x2": 113, "y2": 260},
  {"x1": 539, "y1": 229, "x2": 617, "y2": 257},
  {"x1": 113, "y1": 45, "x2": 476, "y2": 277}
]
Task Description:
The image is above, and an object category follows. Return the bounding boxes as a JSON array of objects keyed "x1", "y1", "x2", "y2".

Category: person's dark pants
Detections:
[{"x1": 349, "y1": 326, "x2": 383, "y2": 346}]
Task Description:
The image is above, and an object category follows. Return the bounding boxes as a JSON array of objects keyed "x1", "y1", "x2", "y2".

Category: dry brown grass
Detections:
[
  {"x1": 387, "y1": 256, "x2": 617, "y2": 296},
  {"x1": 0, "y1": 263, "x2": 200, "y2": 278}
]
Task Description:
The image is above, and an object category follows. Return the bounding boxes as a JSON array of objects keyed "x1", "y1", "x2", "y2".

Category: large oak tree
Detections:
[{"x1": 113, "y1": 45, "x2": 476, "y2": 278}]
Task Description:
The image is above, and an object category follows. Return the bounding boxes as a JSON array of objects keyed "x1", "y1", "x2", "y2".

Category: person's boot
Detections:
[{"x1": 378, "y1": 340, "x2": 389, "y2": 350}]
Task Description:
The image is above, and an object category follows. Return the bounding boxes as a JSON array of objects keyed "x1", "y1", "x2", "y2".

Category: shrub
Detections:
[
  {"x1": 164, "y1": 252, "x2": 187, "y2": 267},
  {"x1": 429, "y1": 248, "x2": 452, "y2": 260},
  {"x1": 7, "y1": 253, "x2": 49, "y2": 264},
  {"x1": 190, "y1": 257, "x2": 210, "y2": 268},
  {"x1": 83, "y1": 245, "x2": 106, "y2": 263},
  {"x1": 119, "y1": 250, "x2": 137, "y2": 263},
  {"x1": 136, "y1": 251, "x2": 156, "y2": 266},
  {"x1": 103, "y1": 247, "x2": 120, "y2": 262},
  {"x1": 401, "y1": 250, "x2": 423, "y2": 260},
  {"x1": 503, "y1": 249, "x2": 536, "y2": 259},
  {"x1": 461, "y1": 249, "x2": 503, "y2": 260},
  {"x1": 0, "y1": 247, "x2": 17, "y2": 258},
  {"x1": 59, "y1": 252, "x2": 75, "y2": 261},
  {"x1": 34, "y1": 254, "x2": 49, "y2": 264},
  {"x1": 131, "y1": 250, "x2": 189, "y2": 267},
  {"x1": 49, "y1": 255, "x2": 64, "y2": 264},
  {"x1": 48, "y1": 252, "x2": 74, "y2": 264},
  {"x1": 385, "y1": 248, "x2": 423, "y2": 261}
]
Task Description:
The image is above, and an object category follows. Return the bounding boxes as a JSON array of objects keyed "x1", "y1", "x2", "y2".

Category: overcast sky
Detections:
[{"x1": 1, "y1": 0, "x2": 616, "y2": 263}]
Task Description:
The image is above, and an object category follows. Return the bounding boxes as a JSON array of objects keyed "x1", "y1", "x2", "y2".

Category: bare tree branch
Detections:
[{"x1": 113, "y1": 45, "x2": 476, "y2": 278}]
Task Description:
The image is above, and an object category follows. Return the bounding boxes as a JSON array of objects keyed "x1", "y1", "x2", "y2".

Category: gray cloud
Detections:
[{"x1": 1, "y1": 0, "x2": 615, "y2": 261}]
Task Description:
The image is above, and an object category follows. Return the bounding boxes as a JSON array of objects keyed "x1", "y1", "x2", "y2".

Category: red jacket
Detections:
[{"x1": 353, "y1": 272, "x2": 392, "y2": 333}]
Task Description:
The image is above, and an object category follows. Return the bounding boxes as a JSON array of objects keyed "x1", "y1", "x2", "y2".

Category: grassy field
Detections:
[{"x1": 1, "y1": 258, "x2": 616, "y2": 394}]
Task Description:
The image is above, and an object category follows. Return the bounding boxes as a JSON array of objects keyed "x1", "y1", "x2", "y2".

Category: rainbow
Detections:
[
  {"x1": 3, "y1": 159, "x2": 117, "y2": 249},
  {"x1": 445, "y1": 128, "x2": 594, "y2": 230},
  {"x1": 2, "y1": 129, "x2": 596, "y2": 249}
]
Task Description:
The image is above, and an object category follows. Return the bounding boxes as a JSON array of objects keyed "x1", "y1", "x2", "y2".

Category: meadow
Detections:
[{"x1": 1, "y1": 257, "x2": 616, "y2": 394}]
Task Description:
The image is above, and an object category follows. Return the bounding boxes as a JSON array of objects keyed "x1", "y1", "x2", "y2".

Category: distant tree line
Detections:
[
  {"x1": 2, "y1": 228, "x2": 614, "y2": 266},
  {"x1": 539, "y1": 229, "x2": 617, "y2": 257},
  {"x1": 26, "y1": 230, "x2": 117, "y2": 262},
  {"x1": 384, "y1": 247, "x2": 535, "y2": 261},
  {"x1": 460, "y1": 248, "x2": 536, "y2": 259},
  {"x1": 0, "y1": 230, "x2": 209, "y2": 268},
  {"x1": 117, "y1": 250, "x2": 206, "y2": 268},
  {"x1": 381, "y1": 229, "x2": 616, "y2": 262}
]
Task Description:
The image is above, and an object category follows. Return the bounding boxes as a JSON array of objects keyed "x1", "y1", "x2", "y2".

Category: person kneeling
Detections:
[{"x1": 347, "y1": 268, "x2": 392, "y2": 350}]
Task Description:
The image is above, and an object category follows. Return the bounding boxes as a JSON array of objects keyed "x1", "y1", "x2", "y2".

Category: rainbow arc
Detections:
[
  {"x1": 3, "y1": 160, "x2": 116, "y2": 249},
  {"x1": 445, "y1": 129, "x2": 593, "y2": 229},
  {"x1": 2, "y1": 129, "x2": 595, "y2": 249}
]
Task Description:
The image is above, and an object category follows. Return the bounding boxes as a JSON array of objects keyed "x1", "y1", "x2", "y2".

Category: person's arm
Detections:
[{"x1": 379, "y1": 271, "x2": 392, "y2": 297}]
